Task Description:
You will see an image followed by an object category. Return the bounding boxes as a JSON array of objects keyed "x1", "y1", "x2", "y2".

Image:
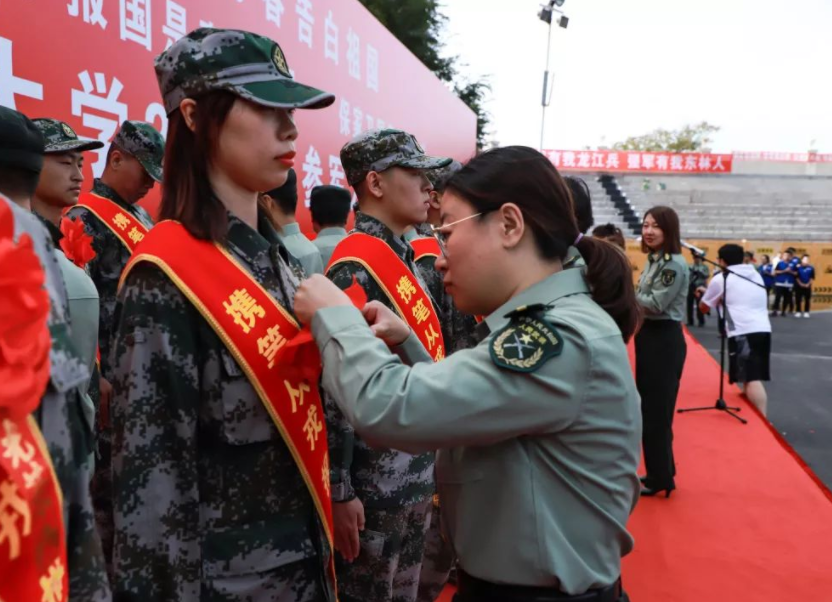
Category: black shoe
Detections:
[
  {"x1": 640, "y1": 485, "x2": 675, "y2": 498},
  {"x1": 639, "y1": 475, "x2": 648, "y2": 484}
]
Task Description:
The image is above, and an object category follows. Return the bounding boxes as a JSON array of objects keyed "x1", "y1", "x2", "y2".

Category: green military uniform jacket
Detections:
[
  {"x1": 65, "y1": 179, "x2": 154, "y2": 378},
  {"x1": 279, "y1": 222, "x2": 324, "y2": 276},
  {"x1": 312, "y1": 226, "x2": 347, "y2": 269},
  {"x1": 36, "y1": 214, "x2": 100, "y2": 427},
  {"x1": 325, "y1": 213, "x2": 437, "y2": 508},
  {"x1": 311, "y1": 267, "x2": 641, "y2": 594},
  {"x1": 689, "y1": 262, "x2": 710, "y2": 291},
  {"x1": 110, "y1": 211, "x2": 333, "y2": 601},
  {"x1": 5, "y1": 198, "x2": 111, "y2": 602},
  {"x1": 637, "y1": 252, "x2": 689, "y2": 321}
]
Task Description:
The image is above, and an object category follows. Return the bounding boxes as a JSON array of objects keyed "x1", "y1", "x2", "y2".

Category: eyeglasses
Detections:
[{"x1": 430, "y1": 213, "x2": 483, "y2": 257}]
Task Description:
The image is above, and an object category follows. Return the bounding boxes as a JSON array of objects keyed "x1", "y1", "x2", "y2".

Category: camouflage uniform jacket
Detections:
[
  {"x1": 4, "y1": 197, "x2": 111, "y2": 601},
  {"x1": 325, "y1": 213, "x2": 436, "y2": 509},
  {"x1": 403, "y1": 229, "x2": 479, "y2": 356},
  {"x1": 65, "y1": 179, "x2": 154, "y2": 378},
  {"x1": 109, "y1": 211, "x2": 333, "y2": 602}
]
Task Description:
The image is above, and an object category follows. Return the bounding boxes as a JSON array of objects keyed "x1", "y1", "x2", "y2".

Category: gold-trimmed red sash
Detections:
[
  {"x1": 0, "y1": 415, "x2": 68, "y2": 602},
  {"x1": 409, "y1": 237, "x2": 441, "y2": 263},
  {"x1": 74, "y1": 192, "x2": 149, "y2": 252},
  {"x1": 118, "y1": 221, "x2": 335, "y2": 588},
  {"x1": 327, "y1": 233, "x2": 446, "y2": 362}
]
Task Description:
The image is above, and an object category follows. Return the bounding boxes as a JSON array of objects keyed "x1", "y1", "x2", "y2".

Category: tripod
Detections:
[{"x1": 677, "y1": 254, "x2": 765, "y2": 424}]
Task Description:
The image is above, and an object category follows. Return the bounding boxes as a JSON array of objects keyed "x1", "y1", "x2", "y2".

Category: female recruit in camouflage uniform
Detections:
[{"x1": 108, "y1": 29, "x2": 335, "y2": 602}]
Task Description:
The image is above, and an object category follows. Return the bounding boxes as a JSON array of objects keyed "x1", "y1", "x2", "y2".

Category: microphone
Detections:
[{"x1": 681, "y1": 240, "x2": 706, "y2": 257}]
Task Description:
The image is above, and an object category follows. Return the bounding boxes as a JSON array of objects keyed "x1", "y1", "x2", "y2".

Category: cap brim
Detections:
[
  {"x1": 397, "y1": 156, "x2": 453, "y2": 171},
  {"x1": 136, "y1": 155, "x2": 163, "y2": 183},
  {"x1": 239, "y1": 78, "x2": 336, "y2": 110},
  {"x1": 45, "y1": 138, "x2": 105, "y2": 153}
]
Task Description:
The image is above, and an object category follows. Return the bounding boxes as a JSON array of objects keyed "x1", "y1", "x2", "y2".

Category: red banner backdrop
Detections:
[
  {"x1": 545, "y1": 150, "x2": 734, "y2": 174},
  {"x1": 0, "y1": 0, "x2": 476, "y2": 233}
]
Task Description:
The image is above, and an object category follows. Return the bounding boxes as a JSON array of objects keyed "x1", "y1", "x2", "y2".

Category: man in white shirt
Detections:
[{"x1": 699, "y1": 243, "x2": 772, "y2": 416}]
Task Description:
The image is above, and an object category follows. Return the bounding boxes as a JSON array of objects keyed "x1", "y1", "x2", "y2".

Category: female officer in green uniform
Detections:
[
  {"x1": 635, "y1": 206, "x2": 688, "y2": 498},
  {"x1": 295, "y1": 146, "x2": 641, "y2": 602}
]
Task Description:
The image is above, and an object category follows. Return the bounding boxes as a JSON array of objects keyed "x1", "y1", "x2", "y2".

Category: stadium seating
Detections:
[{"x1": 575, "y1": 174, "x2": 832, "y2": 241}]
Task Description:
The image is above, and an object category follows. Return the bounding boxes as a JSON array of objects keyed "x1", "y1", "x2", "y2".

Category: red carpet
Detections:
[{"x1": 439, "y1": 330, "x2": 832, "y2": 601}]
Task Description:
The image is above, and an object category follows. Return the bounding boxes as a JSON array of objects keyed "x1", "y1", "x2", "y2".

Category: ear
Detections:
[
  {"x1": 496, "y1": 202, "x2": 525, "y2": 249},
  {"x1": 108, "y1": 148, "x2": 123, "y2": 170},
  {"x1": 364, "y1": 171, "x2": 385, "y2": 200},
  {"x1": 428, "y1": 190, "x2": 441, "y2": 210},
  {"x1": 179, "y1": 98, "x2": 198, "y2": 132}
]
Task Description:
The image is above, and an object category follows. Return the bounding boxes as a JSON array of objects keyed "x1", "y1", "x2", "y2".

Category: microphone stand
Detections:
[{"x1": 677, "y1": 253, "x2": 766, "y2": 425}]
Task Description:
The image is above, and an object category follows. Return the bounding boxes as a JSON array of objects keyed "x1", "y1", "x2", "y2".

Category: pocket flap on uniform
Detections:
[
  {"x1": 48, "y1": 322, "x2": 89, "y2": 393},
  {"x1": 202, "y1": 518, "x2": 315, "y2": 577}
]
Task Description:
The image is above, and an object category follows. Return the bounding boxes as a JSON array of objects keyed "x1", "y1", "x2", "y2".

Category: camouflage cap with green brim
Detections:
[
  {"x1": 32, "y1": 118, "x2": 104, "y2": 154},
  {"x1": 113, "y1": 120, "x2": 165, "y2": 183},
  {"x1": 155, "y1": 28, "x2": 335, "y2": 115},
  {"x1": 427, "y1": 160, "x2": 463, "y2": 191},
  {"x1": 340, "y1": 129, "x2": 452, "y2": 186}
]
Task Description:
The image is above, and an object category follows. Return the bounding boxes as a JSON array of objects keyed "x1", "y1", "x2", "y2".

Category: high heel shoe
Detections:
[{"x1": 640, "y1": 485, "x2": 675, "y2": 498}]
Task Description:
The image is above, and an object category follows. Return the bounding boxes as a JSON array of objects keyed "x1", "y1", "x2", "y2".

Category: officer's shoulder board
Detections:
[{"x1": 490, "y1": 304, "x2": 563, "y2": 373}]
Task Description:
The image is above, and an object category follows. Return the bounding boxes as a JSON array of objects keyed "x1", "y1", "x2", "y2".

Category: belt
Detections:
[{"x1": 456, "y1": 571, "x2": 622, "y2": 602}]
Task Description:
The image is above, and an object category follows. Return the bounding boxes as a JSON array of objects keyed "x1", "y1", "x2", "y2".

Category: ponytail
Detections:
[{"x1": 575, "y1": 236, "x2": 642, "y2": 342}]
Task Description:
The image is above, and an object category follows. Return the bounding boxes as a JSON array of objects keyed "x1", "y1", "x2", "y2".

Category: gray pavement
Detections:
[{"x1": 686, "y1": 308, "x2": 832, "y2": 490}]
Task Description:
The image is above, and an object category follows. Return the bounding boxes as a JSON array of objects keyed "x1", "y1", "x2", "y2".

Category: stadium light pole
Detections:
[{"x1": 538, "y1": 1, "x2": 569, "y2": 152}]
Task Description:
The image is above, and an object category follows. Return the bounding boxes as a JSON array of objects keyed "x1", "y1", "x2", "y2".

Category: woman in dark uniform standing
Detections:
[{"x1": 635, "y1": 206, "x2": 689, "y2": 498}]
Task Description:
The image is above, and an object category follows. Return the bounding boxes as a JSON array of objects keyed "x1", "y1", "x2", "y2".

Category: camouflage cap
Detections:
[
  {"x1": 340, "y1": 129, "x2": 452, "y2": 186},
  {"x1": 427, "y1": 160, "x2": 463, "y2": 191},
  {"x1": 32, "y1": 118, "x2": 104, "y2": 154},
  {"x1": 0, "y1": 106, "x2": 45, "y2": 173},
  {"x1": 113, "y1": 120, "x2": 165, "y2": 183},
  {"x1": 155, "y1": 28, "x2": 335, "y2": 115}
]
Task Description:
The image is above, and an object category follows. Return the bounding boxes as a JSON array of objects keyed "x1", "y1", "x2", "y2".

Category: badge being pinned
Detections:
[
  {"x1": 660, "y1": 269, "x2": 676, "y2": 286},
  {"x1": 490, "y1": 306, "x2": 563, "y2": 373}
]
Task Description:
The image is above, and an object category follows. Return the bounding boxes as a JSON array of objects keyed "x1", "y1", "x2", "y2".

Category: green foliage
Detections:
[
  {"x1": 359, "y1": 0, "x2": 491, "y2": 149},
  {"x1": 612, "y1": 122, "x2": 721, "y2": 153}
]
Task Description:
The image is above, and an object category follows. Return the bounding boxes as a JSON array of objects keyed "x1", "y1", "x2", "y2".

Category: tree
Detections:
[
  {"x1": 454, "y1": 79, "x2": 491, "y2": 150},
  {"x1": 358, "y1": 0, "x2": 491, "y2": 150},
  {"x1": 612, "y1": 122, "x2": 721, "y2": 153}
]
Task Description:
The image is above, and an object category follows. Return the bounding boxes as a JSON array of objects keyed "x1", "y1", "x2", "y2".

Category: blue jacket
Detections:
[
  {"x1": 797, "y1": 265, "x2": 816, "y2": 285},
  {"x1": 759, "y1": 264, "x2": 775, "y2": 288},
  {"x1": 774, "y1": 260, "x2": 796, "y2": 287}
]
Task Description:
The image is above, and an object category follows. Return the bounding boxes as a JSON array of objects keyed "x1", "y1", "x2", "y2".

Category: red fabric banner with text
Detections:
[
  {"x1": 0, "y1": 0, "x2": 477, "y2": 233},
  {"x1": 545, "y1": 150, "x2": 734, "y2": 174}
]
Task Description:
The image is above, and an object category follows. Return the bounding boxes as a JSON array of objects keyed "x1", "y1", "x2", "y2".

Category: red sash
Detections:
[
  {"x1": 0, "y1": 415, "x2": 68, "y2": 602},
  {"x1": 74, "y1": 192, "x2": 149, "y2": 252},
  {"x1": 410, "y1": 237, "x2": 441, "y2": 263},
  {"x1": 119, "y1": 221, "x2": 335, "y2": 586},
  {"x1": 328, "y1": 233, "x2": 446, "y2": 362}
]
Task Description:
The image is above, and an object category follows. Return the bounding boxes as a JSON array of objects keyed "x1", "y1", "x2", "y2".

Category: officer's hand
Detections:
[
  {"x1": 333, "y1": 497, "x2": 365, "y2": 563},
  {"x1": 295, "y1": 275, "x2": 353, "y2": 324},
  {"x1": 362, "y1": 301, "x2": 410, "y2": 346},
  {"x1": 99, "y1": 376, "x2": 113, "y2": 428}
]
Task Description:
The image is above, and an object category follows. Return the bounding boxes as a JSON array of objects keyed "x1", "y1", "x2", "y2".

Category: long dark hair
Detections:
[
  {"x1": 159, "y1": 91, "x2": 237, "y2": 241},
  {"x1": 445, "y1": 146, "x2": 641, "y2": 342},
  {"x1": 641, "y1": 205, "x2": 682, "y2": 255}
]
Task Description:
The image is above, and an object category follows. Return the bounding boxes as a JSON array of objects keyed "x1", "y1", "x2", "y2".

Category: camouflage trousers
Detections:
[
  {"x1": 48, "y1": 391, "x2": 111, "y2": 601},
  {"x1": 416, "y1": 503, "x2": 455, "y2": 602},
  {"x1": 201, "y1": 556, "x2": 327, "y2": 602},
  {"x1": 91, "y1": 427, "x2": 114, "y2": 581},
  {"x1": 337, "y1": 498, "x2": 432, "y2": 602}
]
